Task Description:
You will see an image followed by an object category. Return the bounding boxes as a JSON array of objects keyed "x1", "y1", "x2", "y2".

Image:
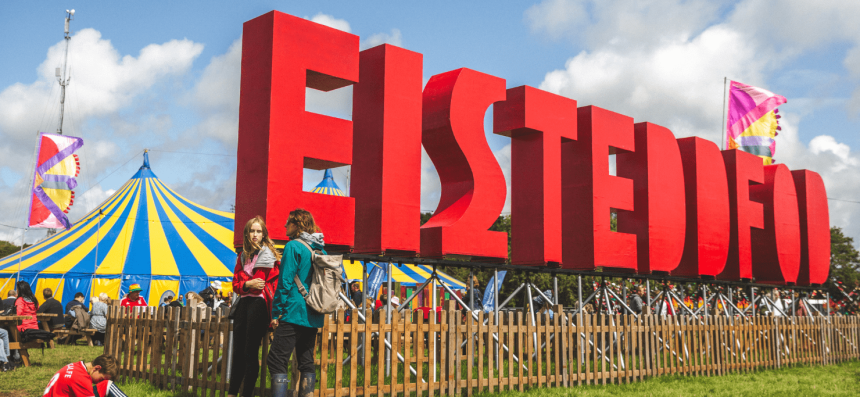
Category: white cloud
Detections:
[
  {"x1": 308, "y1": 13, "x2": 351, "y2": 33},
  {"x1": 420, "y1": 147, "x2": 441, "y2": 212},
  {"x1": 524, "y1": 0, "x2": 588, "y2": 40},
  {"x1": 187, "y1": 38, "x2": 242, "y2": 145},
  {"x1": 526, "y1": 0, "x2": 723, "y2": 51},
  {"x1": 72, "y1": 185, "x2": 116, "y2": 218},
  {"x1": 0, "y1": 28, "x2": 202, "y2": 161},
  {"x1": 809, "y1": 135, "x2": 859, "y2": 170},
  {"x1": 361, "y1": 29, "x2": 403, "y2": 50},
  {"x1": 539, "y1": 25, "x2": 762, "y2": 142}
]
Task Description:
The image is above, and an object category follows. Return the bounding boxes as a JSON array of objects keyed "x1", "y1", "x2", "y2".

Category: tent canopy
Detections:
[
  {"x1": 342, "y1": 261, "x2": 466, "y2": 291},
  {"x1": 0, "y1": 152, "x2": 235, "y2": 307}
]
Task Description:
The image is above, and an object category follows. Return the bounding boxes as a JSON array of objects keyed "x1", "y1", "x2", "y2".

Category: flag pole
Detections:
[{"x1": 721, "y1": 77, "x2": 728, "y2": 150}]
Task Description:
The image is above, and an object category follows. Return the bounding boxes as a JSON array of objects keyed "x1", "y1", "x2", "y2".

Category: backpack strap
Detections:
[{"x1": 293, "y1": 240, "x2": 315, "y2": 299}]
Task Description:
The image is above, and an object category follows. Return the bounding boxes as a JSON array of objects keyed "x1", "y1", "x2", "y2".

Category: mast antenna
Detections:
[{"x1": 56, "y1": 9, "x2": 75, "y2": 135}]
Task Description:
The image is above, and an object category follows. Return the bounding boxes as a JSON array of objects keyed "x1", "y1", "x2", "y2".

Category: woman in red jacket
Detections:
[
  {"x1": 228, "y1": 216, "x2": 280, "y2": 397},
  {"x1": 14, "y1": 281, "x2": 39, "y2": 332}
]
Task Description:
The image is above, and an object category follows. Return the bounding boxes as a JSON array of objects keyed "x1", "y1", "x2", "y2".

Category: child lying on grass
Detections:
[{"x1": 42, "y1": 353, "x2": 128, "y2": 397}]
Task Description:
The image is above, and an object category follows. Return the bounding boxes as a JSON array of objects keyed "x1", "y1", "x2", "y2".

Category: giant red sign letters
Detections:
[{"x1": 235, "y1": 11, "x2": 831, "y2": 286}]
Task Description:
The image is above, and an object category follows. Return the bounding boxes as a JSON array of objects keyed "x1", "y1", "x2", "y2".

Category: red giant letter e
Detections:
[
  {"x1": 562, "y1": 106, "x2": 636, "y2": 271},
  {"x1": 234, "y1": 11, "x2": 358, "y2": 247},
  {"x1": 421, "y1": 68, "x2": 507, "y2": 261}
]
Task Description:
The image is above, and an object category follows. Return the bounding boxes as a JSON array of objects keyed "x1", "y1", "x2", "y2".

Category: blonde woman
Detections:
[
  {"x1": 228, "y1": 216, "x2": 281, "y2": 397},
  {"x1": 89, "y1": 293, "x2": 110, "y2": 346},
  {"x1": 185, "y1": 292, "x2": 209, "y2": 309}
]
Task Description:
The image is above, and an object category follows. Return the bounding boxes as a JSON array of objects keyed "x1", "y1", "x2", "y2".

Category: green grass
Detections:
[
  {"x1": 475, "y1": 360, "x2": 860, "y2": 397},
  {"x1": 0, "y1": 344, "x2": 182, "y2": 397},
  {"x1": 3, "y1": 344, "x2": 858, "y2": 397}
]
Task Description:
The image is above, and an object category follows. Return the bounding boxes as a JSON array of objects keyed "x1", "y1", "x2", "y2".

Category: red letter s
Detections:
[{"x1": 421, "y1": 68, "x2": 508, "y2": 261}]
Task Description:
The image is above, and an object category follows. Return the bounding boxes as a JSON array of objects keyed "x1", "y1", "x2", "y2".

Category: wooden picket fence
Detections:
[{"x1": 104, "y1": 303, "x2": 860, "y2": 397}]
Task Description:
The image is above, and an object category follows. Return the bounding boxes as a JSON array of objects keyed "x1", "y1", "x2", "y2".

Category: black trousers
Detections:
[
  {"x1": 267, "y1": 322, "x2": 318, "y2": 375},
  {"x1": 229, "y1": 297, "x2": 270, "y2": 396}
]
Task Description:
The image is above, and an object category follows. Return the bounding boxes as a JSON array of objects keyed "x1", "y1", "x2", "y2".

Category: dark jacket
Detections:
[
  {"x1": 631, "y1": 295, "x2": 645, "y2": 314},
  {"x1": 271, "y1": 239, "x2": 326, "y2": 328},
  {"x1": 37, "y1": 297, "x2": 65, "y2": 328},
  {"x1": 198, "y1": 286, "x2": 217, "y2": 307},
  {"x1": 1, "y1": 297, "x2": 15, "y2": 312},
  {"x1": 65, "y1": 300, "x2": 87, "y2": 328}
]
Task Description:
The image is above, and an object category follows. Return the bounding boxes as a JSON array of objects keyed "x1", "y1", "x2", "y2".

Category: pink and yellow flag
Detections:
[
  {"x1": 725, "y1": 80, "x2": 787, "y2": 165},
  {"x1": 27, "y1": 132, "x2": 83, "y2": 229}
]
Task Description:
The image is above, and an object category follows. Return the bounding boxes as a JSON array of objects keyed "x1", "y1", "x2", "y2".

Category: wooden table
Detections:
[{"x1": 0, "y1": 315, "x2": 45, "y2": 367}]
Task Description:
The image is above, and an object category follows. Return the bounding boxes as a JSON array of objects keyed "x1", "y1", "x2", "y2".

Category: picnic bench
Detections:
[
  {"x1": 0, "y1": 315, "x2": 53, "y2": 367},
  {"x1": 53, "y1": 326, "x2": 99, "y2": 346}
]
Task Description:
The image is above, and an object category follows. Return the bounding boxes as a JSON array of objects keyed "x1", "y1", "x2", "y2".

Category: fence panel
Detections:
[{"x1": 104, "y1": 306, "x2": 860, "y2": 397}]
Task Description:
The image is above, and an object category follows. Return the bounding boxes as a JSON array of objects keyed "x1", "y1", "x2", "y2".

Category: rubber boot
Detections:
[
  {"x1": 270, "y1": 374, "x2": 289, "y2": 397},
  {"x1": 299, "y1": 372, "x2": 316, "y2": 397}
]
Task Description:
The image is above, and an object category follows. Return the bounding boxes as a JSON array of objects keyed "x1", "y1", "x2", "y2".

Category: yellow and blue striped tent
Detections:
[
  {"x1": 342, "y1": 261, "x2": 467, "y2": 292},
  {"x1": 310, "y1": 169, "x2": 346, "y2": 196},
  {"x1": 0, "y1": 152, "x2": 236, "y2": 307}
]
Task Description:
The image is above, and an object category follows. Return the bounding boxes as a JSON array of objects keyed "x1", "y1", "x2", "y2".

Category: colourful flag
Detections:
[
  {"x1": 725, "y1": 80, "x2": 786, "y2": 165},
  {"x1": 27, "y1": 132, "x2": 83, "y2": 229}
]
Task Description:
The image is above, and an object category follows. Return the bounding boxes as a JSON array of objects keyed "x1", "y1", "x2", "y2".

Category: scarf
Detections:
[{"x1": 299, "y1": 231, "x2": 325, "y2": 247}]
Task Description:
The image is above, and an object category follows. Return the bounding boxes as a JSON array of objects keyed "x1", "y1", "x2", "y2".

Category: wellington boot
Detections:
[
  {"x1": 299, "y1": 372, "x2": 316, "y2": 397},
  {"x1": 271, "y1": 373, "x2": 289, "y2": 397}
]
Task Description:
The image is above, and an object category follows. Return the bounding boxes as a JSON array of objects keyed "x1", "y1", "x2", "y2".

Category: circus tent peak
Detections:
[{"x1": 311, "y1": 169, "x2": 346, "y2": 196}]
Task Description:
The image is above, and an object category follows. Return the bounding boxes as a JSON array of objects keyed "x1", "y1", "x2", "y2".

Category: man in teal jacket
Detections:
[{"x1": 268, "y1": 209, "x2": 326, "y2": 397}]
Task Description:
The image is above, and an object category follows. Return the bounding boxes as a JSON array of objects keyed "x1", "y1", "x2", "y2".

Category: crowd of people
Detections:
[{"x1": 0, "y1": 281, "x2": 116, "y2": 372}]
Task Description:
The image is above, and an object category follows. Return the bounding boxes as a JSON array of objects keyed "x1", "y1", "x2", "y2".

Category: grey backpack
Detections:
[{"x1": 294, "y1": 240, "x2": 347, "y2": 314}]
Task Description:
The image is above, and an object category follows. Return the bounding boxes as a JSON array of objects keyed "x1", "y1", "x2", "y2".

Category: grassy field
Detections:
[
  {"x1": 1, "y1": 344, "x2": 858, "y2": 397},
  {"x1": 476, "y1": 360, "x2": 860, "y2": 397},
  {"x1": 0, "y1": 344, "x2": 183, "y2": 397}
]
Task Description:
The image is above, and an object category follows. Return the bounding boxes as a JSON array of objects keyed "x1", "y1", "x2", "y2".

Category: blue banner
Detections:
[
  {"x1": 481, "y1": 270, "x2": 507, "y2": 313},
  {"x1": 365, "y1": 261, "x2": 388, "y2": 301}
]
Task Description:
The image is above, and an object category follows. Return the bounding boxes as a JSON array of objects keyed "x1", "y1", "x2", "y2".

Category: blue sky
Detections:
[{"x1": 2, "y1": 0, "x2": 860, "y2": 246}]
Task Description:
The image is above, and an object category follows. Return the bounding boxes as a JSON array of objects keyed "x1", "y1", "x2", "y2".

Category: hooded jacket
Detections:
[{"x1": 271, "y1": 238, "x2": 326, "y2": 328}]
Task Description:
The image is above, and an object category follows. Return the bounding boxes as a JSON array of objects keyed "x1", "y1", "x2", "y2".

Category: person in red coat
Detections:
[
  {"x1": 42, "y1": 354, "x2": 118, "y2": 397},
  {"x1": 119, "y1": 285, "x2": 147, "y2": 308},
  {"x1": 228, "y1": 216, "x2": 280, "y2": 397},
  {"x1": 14, "y1": 281, "x2": 39, "y2": 332}
]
